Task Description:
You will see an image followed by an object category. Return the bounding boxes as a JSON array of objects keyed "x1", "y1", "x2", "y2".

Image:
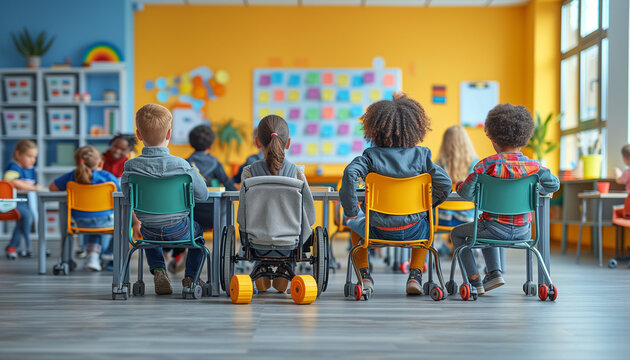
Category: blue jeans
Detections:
[
  {"x1": 347, "y1": 209, "x2": 430, "y2": 240},
  {"x1": 451, "y1": 220, "x2": 531, "y2": 278},
  {"x1": 140, "y1": 217, "x2": 205, "y2": 278},
  {"x1": 73, "y1": 215, "x2": 114, "y2": 254},
  {"x1": 8, "y1": 202, "x2": 33, "y2": 251}
]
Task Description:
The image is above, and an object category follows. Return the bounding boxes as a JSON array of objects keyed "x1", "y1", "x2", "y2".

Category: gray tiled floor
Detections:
[{"x1": 1, "y1": 240, "x2": 629, "y2": 360}]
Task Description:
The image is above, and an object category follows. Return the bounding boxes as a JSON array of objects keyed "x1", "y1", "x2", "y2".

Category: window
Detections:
[{"x1": 560, "y1": 0, "x2": 608, "y2": 173}]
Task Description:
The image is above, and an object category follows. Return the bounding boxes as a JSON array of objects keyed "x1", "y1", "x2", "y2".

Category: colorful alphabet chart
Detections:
[{"x1": 253, "y1": 68, "x2": 402, "y2": 164}]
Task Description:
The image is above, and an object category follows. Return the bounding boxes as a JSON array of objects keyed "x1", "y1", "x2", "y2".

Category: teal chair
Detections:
[
  {"x1": 445, "y1": 174, "x2": 557, "y2": 301},
  {"x1": 117, "y1": 174, "x2": 211, "y2": 299}
]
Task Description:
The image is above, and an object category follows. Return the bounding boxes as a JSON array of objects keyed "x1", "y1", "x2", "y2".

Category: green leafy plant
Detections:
[
  {"x1": 214, "y1": 119, "x2": 246, "y2": 165},
  {"x1": 525, "y1": 112, "x2": 561, "y2": 161},
  {"x1": 11, "y1": 28, "x2": 55, "y2": 57}
]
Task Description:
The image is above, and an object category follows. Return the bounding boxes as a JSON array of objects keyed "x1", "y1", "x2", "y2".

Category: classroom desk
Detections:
[
  {"x1": 576, "y1": 191, "x2": 629, "y2": 267},
  {"x1": 36, "y1": 192, "x2": 68, "y2": 275}
]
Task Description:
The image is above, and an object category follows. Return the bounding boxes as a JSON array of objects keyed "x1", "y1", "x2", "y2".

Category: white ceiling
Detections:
[{"x1": 135, "y1": 0, "x2": 530, "y2": 7}]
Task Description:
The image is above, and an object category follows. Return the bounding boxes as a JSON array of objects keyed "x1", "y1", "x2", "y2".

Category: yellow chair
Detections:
[
  {"x1": 344, "y1": 173, "x2": 446, "y2": 301},
  {"x1": 53, "y1": 181, "x2": 116, "y2": 275}
]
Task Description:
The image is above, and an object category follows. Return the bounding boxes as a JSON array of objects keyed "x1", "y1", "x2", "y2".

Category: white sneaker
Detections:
[{"x1": 85, "y1": 253, "x2": 102, "y2": 272}]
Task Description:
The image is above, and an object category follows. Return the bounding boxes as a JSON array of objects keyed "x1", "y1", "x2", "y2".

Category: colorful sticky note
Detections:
[
  {"x1": 273, "y1": 109, "x2": 285, "y2": 118},
  {"x1": 258, "y1": 108, "x2": 270, "y2": 118},
  {"x1": 258, "y1": 91, "x2": 270, "y2": 103},
  {"x1": 369, "y1": 89, "x2": 381, "y2": 101},
  {"x1": 157, "y1": 91, "x2": 169, "y2": 102},
  {"x1": 306, "y1": 108, "x2": 320, "y2": 120},
  {"x1": 322, "y1": 106, "x2": 334, "y2": 120},
  {"x1": 338, "y1": 123, "x2": 350, "y2": 135},
  {"x1": 321, "y1": 125, "x2": 334, "y2": 138},
  {"x1": 322, "y1": 89, "x2": 334, "y2": 102},
  {"x1": 322, "y1": 72, "x2": 334, "y2": 85},
  {"x1": 289, "y1": 108, "x2": 301, "y2": 120},
  {"x1": 288, "y1": 123, "x2": 297, "y2": 136},
  {"x1": 306, "y1": 88, "x2": 320, "y2": 100},
  {"x1": 291, "y1": 143, "x2": 303, "y2": 155},
  {"x1": 273, "y1": 89, "x2": 285, "y2": 102},
  {"x1": 383, "y1": 73, "x2": 395, "y2": 86},
  {"x1": 337, "y1": 74, "x2": 349, "y2": 86},
  {"x1": 351, "y1": 91, "x2": 363, "y2": 103},
  {"x1": 307, "y1": 143, "x2": 318, "y2": 155},
  {"x1": 352, "y1": 75, "x2": 363, "y2": 87},
  {"x1": 337, "y1": 108, "x2": 350, "y2": 120},
  {"x1": 350, "y1": 106, "x2": 363, "y2": 118},
  {"x1": 259, "y1": 75, "x2": 271, "y2": 86},
  {"x1": 364, "y1": 72, "x2": 375, "y2": 84},
  {"x1": 337, "y1": 90, "x2": 350, "y2": 102},
  {"x1": 338, "y1": 143, "x2": 351, "y2": 155},
  {"x1": 156, "y1": 77, "x2": 167, "y2": 90},
  {"x1": 288, "y1": 90, "x2": 300, "y2": 102},
  {"x1": 354, "y1": 124, "x2": 364, "y2": 136},
  {"x1": 322, "y1": 142, "x2": 334, "y2": 154},
  {"x1": 306, "y1": 72, "x2": 320, "y2": 85},
  {"x1": 352, "y1": 140, "x2": 364, "y2": 152},
  {"x1": 306, "y1": 123, "x2": 319, "y2": 135},
  {"x1": 271, "y1": 72, "x2": 283, "y2": 84},
  {"x1": 383, "y1": 90, "x2": 394, "y2": 100},
  {"x1": 144, "y1": 80, "x2": 155, "y2": 91},
  {"x1": 288, "y1": 74, "x2": 301, "y2": 86}
]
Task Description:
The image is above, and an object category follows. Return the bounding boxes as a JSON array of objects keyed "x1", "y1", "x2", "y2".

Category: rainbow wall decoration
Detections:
[{"x1": 83, "y1": 42, "x2": 123, "y2": 63}]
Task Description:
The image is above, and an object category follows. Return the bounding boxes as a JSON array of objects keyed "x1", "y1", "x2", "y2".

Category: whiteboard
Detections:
[{"x1": 459, "y1": 81, "x2": 499, "y2": 128}]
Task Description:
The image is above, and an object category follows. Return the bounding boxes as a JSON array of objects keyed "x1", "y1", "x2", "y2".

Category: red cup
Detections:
[{"x1": 597, "y1": 182, "x2": 610, "y2": 194}]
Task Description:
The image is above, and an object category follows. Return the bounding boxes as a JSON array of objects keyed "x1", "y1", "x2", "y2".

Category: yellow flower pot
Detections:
[{"x1": 581, "y1": 154, "x2": 602, "y2": 179}]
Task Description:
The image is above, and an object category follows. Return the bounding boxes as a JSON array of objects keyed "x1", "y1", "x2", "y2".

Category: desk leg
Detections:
[
  {"x1": 37, "y1": 196, "x2": 46, "y2": 275},
  {"x1": 112, "y1": 197, "x2": 121, "y2": 290},
  {"x1": 538, "y1": 196, "x2": 551, "y2": 285},
  {"x1": 211, "y1": 198, "x2": 221, "y2": 297},
  {"x1": 576, "y1": 198, "x2": 587, "y2": 263},
  {"x1": 122, "y1": 204, "x2": 131, "y2": 285},
  {"x1": 598, "y1": 198, "x2": 603, "y2": 267}
]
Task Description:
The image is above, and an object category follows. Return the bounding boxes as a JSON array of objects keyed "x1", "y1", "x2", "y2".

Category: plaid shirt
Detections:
[{"x1": 456, "y1": 152, "x2": 560, "y2": 226}]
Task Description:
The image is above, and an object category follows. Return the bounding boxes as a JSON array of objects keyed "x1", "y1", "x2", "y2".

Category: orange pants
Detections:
[{"x1": 350, "y1": 230, "x2": 428, "y2": 271}]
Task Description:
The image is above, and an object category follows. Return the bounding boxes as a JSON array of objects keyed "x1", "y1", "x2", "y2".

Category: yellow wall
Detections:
[{"x1": 135, "y1": 5, "x2": 533, "y2": 175}]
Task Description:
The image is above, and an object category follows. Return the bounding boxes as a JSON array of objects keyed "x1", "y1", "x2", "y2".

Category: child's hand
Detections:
[
  {"x1": 132, "y1": 223, "x2": 142, "y2": 240},
  {"x1": 615, "y1": 167, "x2": 623, "y2": 179},
  {"x1": 346, "y1": 216, "x2": 357, "y2": 220}
]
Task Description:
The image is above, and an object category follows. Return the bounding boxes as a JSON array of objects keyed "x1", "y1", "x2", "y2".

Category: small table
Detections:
[
  {"x1": 36, "y1": 192, "x2": 68, "y2": 275},
  {"x1": 576, "y1": 191, "x2": 629, "y2": 267}
]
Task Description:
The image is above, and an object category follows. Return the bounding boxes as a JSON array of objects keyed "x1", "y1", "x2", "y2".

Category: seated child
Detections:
[
  {"x1": 122, "y1": 104, "x2": 210, "y2": 295},
  {"x1": 339, "y1": 93, "x2": 452, "y2": 295},
  {"x1": 49, "y1": 146, "x2": 120, "y2": 271},
  {"x1": 613, "y1": 144, "x2": 630, "y2": 217},
  {"x1": 239, "y1": 114, "x2": 315, "y2": 293},
  {"x1": 232, "y1": 127, "x2": 263, "y2": 184},
  {"x1": 451, "y1": 104, "x2": 560, "y2": 295},
  {"x1": 3, "y1": 140, "x2": 40, "y2": 259},
  {"x1": 103, "y1": 133, "x2": 137, "y2": 178}
]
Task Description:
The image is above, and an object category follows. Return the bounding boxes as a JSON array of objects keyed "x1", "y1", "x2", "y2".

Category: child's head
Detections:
[
  {"x1": 256, "y1": 115, "x2": 290, "y2": 175},
  {"x1": 135, "y1": 104, "x2": 173, "y2": 146},
  {"x1": 438, "y1": 125, "x2": 478, "y2": 181},
  {"x1": 484, "y1": 104, "x2": 534, "y2": 152},
  {"x1": 361, "y1": 93, "x2": 431, "y2": 148},
  {"x1": 622, "y1": 144, "x2": 630, "y2": 165},
  {"x1": 108, "y1": 133, "x2": 137, "y2": 160},
  {"x1": 74, "y1": 145, "x2": 101, "y2": 184},
  {"x1": 252, "y1": 127, "x2": 261, "y2": 150},
  {"x1": 189, "y1": 124, "x2": 215, "y2": 152},
  {"x1": 12, "y1": 140, "x2": 38, "y2": 168}
]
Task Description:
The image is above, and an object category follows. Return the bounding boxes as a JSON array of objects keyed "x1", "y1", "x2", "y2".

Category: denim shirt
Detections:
[
  {"x1": 340, "y1": 146, "x2": 452, "y2": 228},
  {"x1": 121, "y1": 146, "x2": 209, "y2": 228}
]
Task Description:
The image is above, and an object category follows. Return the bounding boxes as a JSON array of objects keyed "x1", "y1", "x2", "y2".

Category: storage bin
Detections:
[
  {"x1": 47, "y1": 108, "x2": 77, "y2": 136},
  {"x1": 3, "y1": 76, "x2": 34, "y2": 103},
  {"x1": 45, "y1": 75, "x2": 76, "y2": 102},
  {"x1": 2, "y1": 108, "x2": 34, "y2": 136}
]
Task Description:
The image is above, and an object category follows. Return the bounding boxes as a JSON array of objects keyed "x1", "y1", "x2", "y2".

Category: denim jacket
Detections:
[
  {"x1": 340, "y1": 146, "x2": 452, "y2": 228},
  {"x1": 121, "y1": 147, "x2": 209, "y2": 228}
]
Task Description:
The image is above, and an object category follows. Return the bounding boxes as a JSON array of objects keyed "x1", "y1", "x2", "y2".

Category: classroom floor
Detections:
[{"x1": 0, "y1": 240, "x2": 629, "y2": 360}]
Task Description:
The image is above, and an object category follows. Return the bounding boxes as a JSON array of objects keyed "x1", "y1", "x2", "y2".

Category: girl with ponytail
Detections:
[{"x1": 49, "y1": 146, "x2": 121, "y2": 271}]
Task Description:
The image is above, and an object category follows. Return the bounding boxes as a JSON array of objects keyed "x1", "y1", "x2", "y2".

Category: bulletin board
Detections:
[
  {"x1": 253, "y1": 68, "x2": 402, "y2": 164},
  {"x1": 459, "y1": 81, "x2": 499, "y2": 128}
]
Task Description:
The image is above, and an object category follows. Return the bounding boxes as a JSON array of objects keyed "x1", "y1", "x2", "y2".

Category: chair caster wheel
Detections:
[
  {"x1": 132, "y1": 281, "x2": 145, "y2": 296},
  {"x1": 192, "y1": 285, "x2": 203, "y2": 299},
  {"x1": 202, "y1": 283, "x2": 211, "y2": 297},
  {"x1": 344, "y1": 283, "x2": 352, "y2": 298},
  {"x1": 522, "y1": 281, "x2": 536, "y2": 296},
  {"x1": 430, "y1": 287, "x2": 444, "y2": 301},
  {"x1": 423, "y1": 281, "x2": 437, "y2": 295},
  {"x1": 446, "y1": 280, "x2": 457, "y2": 295},
  {"x1": 608, "y1": 259, "x2": 618, "y2": 269}
]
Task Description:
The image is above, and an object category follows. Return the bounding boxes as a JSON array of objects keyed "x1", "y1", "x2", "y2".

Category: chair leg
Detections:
[
  {"x1": 576, "y1": 198, "x2": 587, "y2": 263},
  {"x1": 527, "y1": 246, "x2": 553, "y2": 286},
  {"x1": 427, "y1": 246, "x2": 446, "y2": 290},
  {"x1": 137, "y1": 249, "x2": 144, "y2": 284}
]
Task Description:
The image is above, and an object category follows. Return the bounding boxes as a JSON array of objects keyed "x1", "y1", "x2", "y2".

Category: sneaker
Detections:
[
  {"x1": 182, "y1": 276, "x2": 206, "y2": 289},
  {"x1": 85, "y1": 253, "x2": 102, "y2": 272},
  {"x1": 272, "y1": 266, "x2": 289, "y2": 293},
  {"x1": 359, "y1": 267, "x2": 374, "y2": 292},
  {"x1": 18, "y1": 250, "x2": 33, "y2": 258},
  {"x1": 255, "y1": 277, "x2": 271, "y2": 292},
  {"x1": 75, "y1": 249, "x2": 88, "y2": 259},
  {"x1": 469, "y1": 276, "x2": 485, "y2": 296},
  {"x1": 153, "y1": 269, "x2": 173, "y2": 295},
  {"x1": 483, "y1": 270, "x2": 505, "y2": 292},
  {"x1": 406, "y1": 268, "x2": 424, "y2": 295},
  {"x1": 5, "y1": 246, "x2": 17, "y2": 260}
]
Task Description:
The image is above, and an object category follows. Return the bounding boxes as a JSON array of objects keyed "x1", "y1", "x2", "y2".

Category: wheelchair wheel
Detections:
[
  {"x1": 230, "y1": 274, "x2": 253, "y2": 304},
  {"x1": 221, "y1": 226, "x2": 236, "y2": 296},
  {"x1": 311, "y1": 226, "x2": 328, "y2": 297},
  {"x1": 291, "y1": 275, "x2": 318, "y2": 305}
]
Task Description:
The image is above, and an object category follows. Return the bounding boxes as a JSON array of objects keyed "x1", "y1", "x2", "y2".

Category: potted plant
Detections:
[
  {"x1": 525, "y1": 112, "x2": 561, "y2": 166},
  {"x1": 578, "y1": 132, "x2": 602, "y2": 179},
  {"x1": 11, "y1": 28, "x2": 55, "y2": 68},
  {"x1": 214, "y1": 119, "x2": 246, "y2": 172}
]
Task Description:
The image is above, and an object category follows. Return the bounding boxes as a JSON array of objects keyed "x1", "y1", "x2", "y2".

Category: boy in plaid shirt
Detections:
[{"x1": 451, "y1": 104, "x2": 560, "y2": 295}]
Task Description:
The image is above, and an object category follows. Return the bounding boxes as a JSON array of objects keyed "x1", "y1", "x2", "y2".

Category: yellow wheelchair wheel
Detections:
[
  {"x1": 291, "y1": 275, "x2": 318, "y2": 305},
  {"x1": 230, "y1": 274, "x2": 253, "y2": 304}
]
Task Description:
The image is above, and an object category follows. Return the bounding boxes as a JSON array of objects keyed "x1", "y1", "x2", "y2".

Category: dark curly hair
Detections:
[
  {"x1": 109, "y1": 133, "x2": 137, "y2": 150},
  {"x1": 189, "y1": 124, "x2": 216, "y2": 151},
  {"x1": 361, "y1": 93, "x2": 431, "y2": 148},
  {"x1": 484, "y1": 104, "x2": 534, "y2": 148}
]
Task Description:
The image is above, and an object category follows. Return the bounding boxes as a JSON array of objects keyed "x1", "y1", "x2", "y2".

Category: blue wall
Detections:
[{"x1": 0, "y1": 0, "x2": 134, "y2": 130}]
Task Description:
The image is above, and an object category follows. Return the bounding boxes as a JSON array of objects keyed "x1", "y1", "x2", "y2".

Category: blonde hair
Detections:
[
  {"x1": 12, "y1": 139, "x2": 37, "y2": 160},
  {"x1": 136, "y1": 104, "x2": 172, "y2": 146},
  {"x1": 74, "y1": 146, "x2": 101, "y2": 184},
  {"x1": 436, "y1": 125, "x2": 478, "y2": 182}
]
